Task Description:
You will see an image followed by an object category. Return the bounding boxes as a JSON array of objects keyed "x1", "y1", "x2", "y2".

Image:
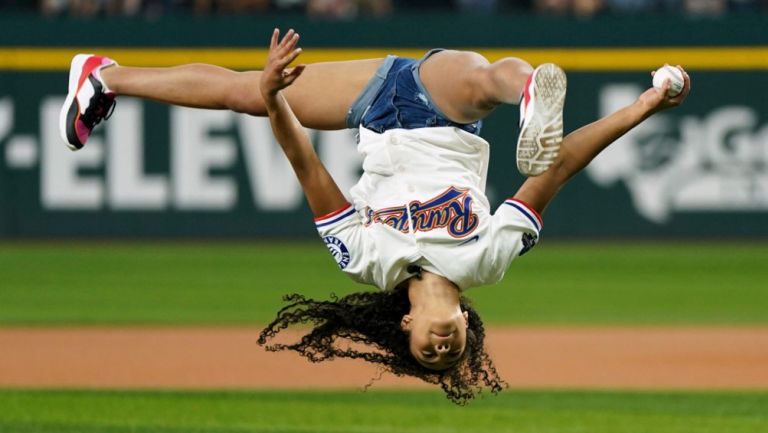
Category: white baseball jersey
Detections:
[{"x1": 315, "y1": 126, "x2": 542, "y2": 291}]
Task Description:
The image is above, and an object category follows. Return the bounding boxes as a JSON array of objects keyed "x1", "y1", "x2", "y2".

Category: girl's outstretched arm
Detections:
[
  {"x1": 514, "y1": 66, "x2": 692, "y2": 214},
  {"x1": 260, "y1": 28, "x2": 348, "y2": 217}
]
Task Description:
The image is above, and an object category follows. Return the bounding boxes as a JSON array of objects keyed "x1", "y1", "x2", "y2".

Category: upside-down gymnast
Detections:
[{"x1": 60, "y1": 28, "x2": 690, "y2": 404}]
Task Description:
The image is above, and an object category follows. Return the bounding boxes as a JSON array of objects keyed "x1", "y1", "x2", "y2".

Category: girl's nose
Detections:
[{"x1": 435, "y1": 343, "x2": 450, "y2": 353}]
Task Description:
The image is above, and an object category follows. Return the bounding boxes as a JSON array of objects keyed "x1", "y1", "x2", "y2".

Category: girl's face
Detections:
[{"x1": 401, "y1": 309, "x2": 469, "y2": 370}]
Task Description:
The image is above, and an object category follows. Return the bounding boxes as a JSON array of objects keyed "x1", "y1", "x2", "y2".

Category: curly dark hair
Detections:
[{"x1": 257, "y1": 286, "x2": 506, "y2": 405}]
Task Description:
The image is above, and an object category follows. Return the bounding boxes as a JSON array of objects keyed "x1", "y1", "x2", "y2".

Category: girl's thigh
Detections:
[
  {"x1": 416, "y1": 50, "x2": 492, "y2": 124},
  {"x1": 282, "y1": 58, "x2": 385, "y2": 130}
]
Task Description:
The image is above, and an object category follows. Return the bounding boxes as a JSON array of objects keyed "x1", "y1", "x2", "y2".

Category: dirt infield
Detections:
[{"x1": 2, "y1": 327, "x2": 767, "y2": 389}]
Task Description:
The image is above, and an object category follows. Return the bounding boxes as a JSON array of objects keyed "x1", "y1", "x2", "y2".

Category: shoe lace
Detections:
[{"x1": 81, "y1": 92, "x2": 117, "y2": 129}]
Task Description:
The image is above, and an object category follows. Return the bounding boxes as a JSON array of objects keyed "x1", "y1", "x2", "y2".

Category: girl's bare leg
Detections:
[
  {"x1": 417, "y1": 50, "x2": 533, "y2": 124},
  {"x1": 99, "y1": 59, "x2": 384, "y2": 130}
]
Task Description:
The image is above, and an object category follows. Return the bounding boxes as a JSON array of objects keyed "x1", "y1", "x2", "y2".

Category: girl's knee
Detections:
[
  {"x1": 226, "y1": 72, "x2": 266, "y2": 115},
  {"x1": 496, "y1": 57, "x2": 533, "y2": 74},
  {"x1": 477, "y1": 57, "x2": 534, "y2": 105},
  {"x1": 486, "y1": 58, "x2": 534, "y2": 86}
]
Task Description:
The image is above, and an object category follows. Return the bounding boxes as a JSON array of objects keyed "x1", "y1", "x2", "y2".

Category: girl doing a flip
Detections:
[{"x1": 60, "y1": 29, "x2": 691, "y2": 404}]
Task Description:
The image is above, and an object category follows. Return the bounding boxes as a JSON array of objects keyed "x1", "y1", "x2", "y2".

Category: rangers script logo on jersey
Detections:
[
  {"x1": 323, "y1": 236, "x2": 351, "y2": 270},
  {"x1": 364, "y1": 186, "x2": 479, "y2": 238}
]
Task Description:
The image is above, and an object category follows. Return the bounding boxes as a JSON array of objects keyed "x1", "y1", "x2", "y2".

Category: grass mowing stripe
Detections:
[
  {"x1": 0, "y1": 390, "x2": 766, "y2": 433},
  {"x1": 1, "y1": 242, "x2": 767, "y2": 325}
]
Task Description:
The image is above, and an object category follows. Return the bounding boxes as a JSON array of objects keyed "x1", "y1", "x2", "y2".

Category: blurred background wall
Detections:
[{"x1": 0, "y1": 2, "x2": 766, "y2": 238}]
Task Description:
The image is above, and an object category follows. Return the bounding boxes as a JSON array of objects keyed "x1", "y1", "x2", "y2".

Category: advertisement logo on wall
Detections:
[
  {"x1": 0, "y1": 96, "x2": 362, "y2": 212},
  {"x1": 2, "y1": 82, "x2": 767, "y2": 236},
  {"x1": 588, "y1": 84, "x2": 768, "y2": 223}
]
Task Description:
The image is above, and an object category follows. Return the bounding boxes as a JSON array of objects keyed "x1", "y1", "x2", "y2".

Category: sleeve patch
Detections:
[
  {"x1": 519, "y1": 232, "x2": 539, "y2": 256},
  {"x1": 323, "y1": 236, "x2": 351, "y2": 270}
]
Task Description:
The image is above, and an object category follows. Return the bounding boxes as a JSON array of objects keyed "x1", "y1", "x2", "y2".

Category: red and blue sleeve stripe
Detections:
[
  {"x1": 503, "y1": 198, "x2": 543, "y2": 232},
  {"x1": 314, "y1": 203, "x2": 356, "y2": 228}
]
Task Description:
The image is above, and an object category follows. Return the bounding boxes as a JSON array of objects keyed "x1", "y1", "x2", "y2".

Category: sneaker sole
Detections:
[
  {"x1": 516, "y1": 63, "x2": 567, "y2": 177},
  {"x1": 59, "y1": 54, "x2": 94, "y2": 151}
]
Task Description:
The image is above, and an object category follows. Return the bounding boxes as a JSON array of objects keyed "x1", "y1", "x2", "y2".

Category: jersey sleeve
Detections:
[
  {"x1": 488, "y1": 198, "x2": 543, "y2": 273},
  {"x1": 314, "y1": 203, "x2": 377, "y2": 286}
]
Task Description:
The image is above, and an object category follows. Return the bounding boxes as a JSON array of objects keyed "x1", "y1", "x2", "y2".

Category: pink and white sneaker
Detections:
[
  {"x1": 516, "y1": 63, "x2": 567, "y2": 176},
  {"x1": 59, "y1": 54, "x2": 118, "y2": 151}
]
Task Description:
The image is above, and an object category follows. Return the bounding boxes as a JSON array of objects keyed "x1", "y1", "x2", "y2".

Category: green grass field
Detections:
[
  {"x1": 1, "y1": 242, "x2": 767, "y2": 325},
  {"x1": 2, "y1": 242, "x2": 766, "y2": 433},
  {"x1": 2, "y1": 390, "x2": 767, "y2": 433}
]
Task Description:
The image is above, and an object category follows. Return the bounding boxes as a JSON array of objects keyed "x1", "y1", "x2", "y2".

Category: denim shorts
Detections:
[{"x1": 345, "y1": 49, "x2": 482, "y2": 136}]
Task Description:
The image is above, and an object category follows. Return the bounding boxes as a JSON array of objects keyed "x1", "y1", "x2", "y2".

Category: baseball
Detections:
[{"x1": 652, "y1": 65, "x2": 684, "y2": 97}]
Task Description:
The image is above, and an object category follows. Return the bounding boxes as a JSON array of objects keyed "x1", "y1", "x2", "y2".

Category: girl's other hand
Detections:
[{"x1": 259, "y1": 28, "x2": 306, "y2": 98}]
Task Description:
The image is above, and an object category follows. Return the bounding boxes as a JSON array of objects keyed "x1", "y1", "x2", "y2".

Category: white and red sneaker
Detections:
[
  {"x1": 59, "y1": 54, "x2": 118, "y2": 151},
  {"x1": 516, "y1": 63, "x2": 567, "y2": 176}
]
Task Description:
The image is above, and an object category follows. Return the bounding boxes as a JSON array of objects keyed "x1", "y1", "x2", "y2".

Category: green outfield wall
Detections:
[{"x1": 1, "y1": 14, "x2": 766, "y2": 238}]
